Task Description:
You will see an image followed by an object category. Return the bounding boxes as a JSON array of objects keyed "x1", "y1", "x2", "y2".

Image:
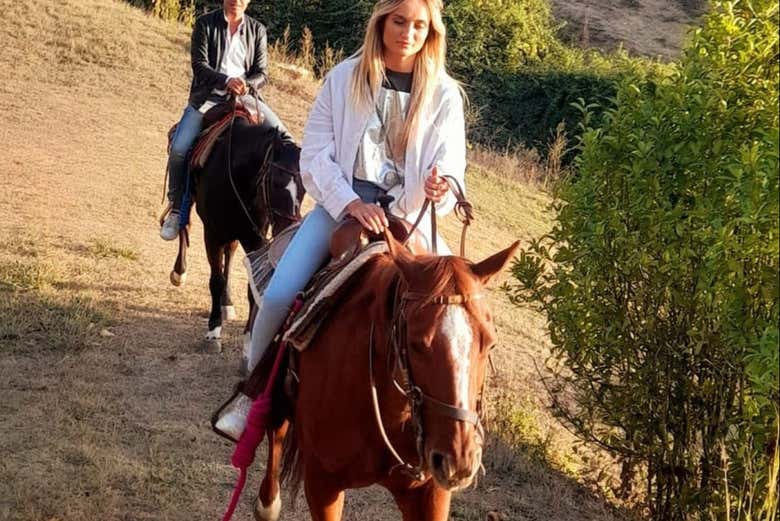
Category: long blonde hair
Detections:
[{"x1": 350, "y1": 0, "x2": 447, "y2": 151}]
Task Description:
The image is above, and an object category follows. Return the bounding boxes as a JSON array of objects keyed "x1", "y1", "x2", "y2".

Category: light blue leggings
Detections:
[{"x1": 247, "y1": 179, "x2": 387, "y2": 370}]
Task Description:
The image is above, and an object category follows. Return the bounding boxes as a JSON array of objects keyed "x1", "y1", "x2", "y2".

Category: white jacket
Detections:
[{"x1": 299, "y1": 58, "x2": 467, "y2": 254}]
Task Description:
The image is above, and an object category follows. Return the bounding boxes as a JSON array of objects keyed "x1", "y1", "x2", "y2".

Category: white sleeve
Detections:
[
  {"x1": 431, "y1": 89, "x2": 467, "y2": 216},
  {"x1": 299, "y1": 73, "x2": 359, "y2": 220}
]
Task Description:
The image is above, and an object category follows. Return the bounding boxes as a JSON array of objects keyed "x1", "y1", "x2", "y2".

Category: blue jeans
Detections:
[
  {"x1": 167, "y1": 105, "x2": 203, "y2": 209},
  {"x1": 246, "y1": 179, "x2": 386, "y2": 370},
  {"x1": 166, "y1": 101, "x2": 294, "y2": 209}
]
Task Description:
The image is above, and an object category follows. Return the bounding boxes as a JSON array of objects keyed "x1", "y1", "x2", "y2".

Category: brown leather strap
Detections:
[
  {"x1": 430, "y1": 198, "x2": 438, "y2": 254},
  {"x1": 421, "y1": 392, "x2": 480, "y2": 426},
  {"x1": 402, "y1": 291, "x2": 485, "y2": 305},
  {"x1": 442, "y1": 175, "x2": 474, "y2": 258},
  {"x1": 404, "y1": 175, "x2": 473, "y2": 257},
  {"x1": 402, "y1": 198, "x2": 431, "y2": 251}
]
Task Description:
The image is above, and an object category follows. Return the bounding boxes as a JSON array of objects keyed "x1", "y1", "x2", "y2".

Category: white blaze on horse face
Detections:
[
  {"x1": 440, "y1": 305, "x2": 473, "y2": 409},
  {"x1": 284, "y1": 178, "x2": 298, "y2": 211}
]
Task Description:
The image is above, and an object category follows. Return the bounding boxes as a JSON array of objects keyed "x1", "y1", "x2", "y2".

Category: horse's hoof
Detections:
[
  {"x1": 205, "y1": 326, "x2": 222, "y2": 340},
  {"x1": 221, "y1": 305, "x2": 237, "y2": 321},
  {"x1": 170, "y1": 270, "x2": 187, "y2": 287},
  {"x1": 253, "y1": 492, "x2": 281, "y2": 521},
  {"x1": 204, "y1": 338, "x2": 222, "y2": 354}
]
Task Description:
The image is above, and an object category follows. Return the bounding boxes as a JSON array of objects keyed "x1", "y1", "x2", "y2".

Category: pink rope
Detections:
[
  {"x1": 220, "y1": 467, "x2": 247, "y2": 521},
  {"x1": 220, "y1": 298, "x2": 303, "y2": 521}
]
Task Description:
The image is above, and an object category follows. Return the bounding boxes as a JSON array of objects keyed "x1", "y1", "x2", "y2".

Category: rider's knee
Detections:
[
  {"x1": 261, "y1": 289, "x2": 295, "y2": 313},
  {"x1": 169, "y1": 144, "x2": 191, "y2": 162}
]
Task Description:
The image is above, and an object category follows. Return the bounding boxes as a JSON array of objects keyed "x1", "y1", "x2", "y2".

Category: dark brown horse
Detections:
[
  {"x1": 251, "y1": 234, "x2": 519, "y2": 521},
  {"x1": 170, "y1": 117, "x2": 304, "y2": 346}
]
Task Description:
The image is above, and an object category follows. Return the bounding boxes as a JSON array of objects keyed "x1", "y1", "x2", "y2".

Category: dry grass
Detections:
[
  {"x1": 0, "y1": 1, "x2": 632, "y2": 520},
  {"x1": 550, "y1": 0, "x2": 707, "y2": 59},
  {"x1": 467, "y1": 123, "x2": 571, "y2": 188}
]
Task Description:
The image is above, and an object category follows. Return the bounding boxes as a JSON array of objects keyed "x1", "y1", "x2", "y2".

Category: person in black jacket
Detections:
[{"x1": 161, "y1": 0, "x2": 294, "y2": 240}]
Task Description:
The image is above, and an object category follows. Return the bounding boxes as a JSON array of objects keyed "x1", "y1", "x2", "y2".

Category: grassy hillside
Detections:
[
  {"x1": 550, "y1": 0, "x2": 707, "y2": 59},
  {"x1": 0, "y1": 1, "x2": 630, "y2": 520}
]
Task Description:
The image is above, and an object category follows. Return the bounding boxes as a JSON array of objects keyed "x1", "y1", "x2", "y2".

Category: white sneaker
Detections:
[
  {"x1": 215, "y1": 393, "x2": 252, "y2": 440},
  {"x1": 160, "y1": 211, "x2": 180, "y2": 241}
]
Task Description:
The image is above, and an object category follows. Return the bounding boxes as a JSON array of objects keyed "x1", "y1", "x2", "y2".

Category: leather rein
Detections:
[
  {"x1": 403, "y1": 174, "x2": 474, "y2": 257},
  {"x1": 227, "y1": 96, "x2": 302, "y2": 238},
  {"x1": 369, "y1": 284, "x2": 486, "y2": 481},
  {"x1": 255, "y1": 142, "x2": 302, "y2": 227},
  {"x1": 368, "y1": 189, "x2": 483, "y2": 480}
]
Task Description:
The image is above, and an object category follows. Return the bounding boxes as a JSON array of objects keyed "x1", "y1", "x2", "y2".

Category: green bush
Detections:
[
  {"x1": 248, "y1": 0, "x2": 373, "y2": 59},
  {"x1": 506, "y1": 0, "x2": 779, "y2": 518},
  {"x1": 443, "y1": 0, "x2": 665, "y2": 150},
  {"x1": 444, "y1": 0, "x2": 563, "y2": 77}
]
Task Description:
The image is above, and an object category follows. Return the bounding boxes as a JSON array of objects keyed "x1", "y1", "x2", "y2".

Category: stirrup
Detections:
[
  {"x1": 211, "y1": 384, "x2": 248, "y2": 443},
  {"x1": 159, "y1": 201, "x2": 173, "y2": 227}
]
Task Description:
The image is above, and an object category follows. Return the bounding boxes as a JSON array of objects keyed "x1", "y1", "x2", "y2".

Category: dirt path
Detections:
[{"x1": 0, "y1": 1, "x2": 630, "y2": 520}]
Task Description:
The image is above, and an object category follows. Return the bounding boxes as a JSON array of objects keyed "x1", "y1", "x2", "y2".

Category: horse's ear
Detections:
[
  {"x1": 272, "y1": 130, "x2": 284, "y2": 150},
  {"x1": 471, "y1": 241, "x2": 520, "y2": 286},
  {"x1": 385, "y1": 229, "x2": 415, "y2": 280}
]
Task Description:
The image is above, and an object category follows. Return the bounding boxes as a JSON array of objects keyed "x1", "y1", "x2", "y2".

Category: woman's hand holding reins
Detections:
[
  {"x1": 346, "y1": 199, "x2": 389, "y2": 235},
  {"x1": 424, "y1": 167, "x2": 449, "y2": 203}
]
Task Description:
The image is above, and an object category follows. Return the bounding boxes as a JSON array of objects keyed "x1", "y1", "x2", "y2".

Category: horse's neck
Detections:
[
  {"x1": 230, "y1": 124, "x2": 270, "y2": 171},
  {"x1": 363, "y1": 257, "x2": 402, "y2": 327}
]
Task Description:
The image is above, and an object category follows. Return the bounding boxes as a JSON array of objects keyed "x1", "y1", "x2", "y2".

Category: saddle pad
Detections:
[
  {"x1": 244, "y1": 237, "x2": 388, "y2": 351},
  {"x1": 189, "y1": 107, "x2": 255, "y2": 170},
  {"x1": 243, "y1": 223, "x2": 301, "y2": 305},
  {"x1": 283, "y1": 242, "x2": 388, "y2": 351}
]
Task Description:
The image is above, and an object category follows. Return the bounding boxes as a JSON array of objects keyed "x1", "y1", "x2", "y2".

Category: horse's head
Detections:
[
  {"x1": 386, "y1": 235, "x2": 519, "y2": 491},
  {"x1": 254, "y1": 131, "x2": 304, "y2": 236}
]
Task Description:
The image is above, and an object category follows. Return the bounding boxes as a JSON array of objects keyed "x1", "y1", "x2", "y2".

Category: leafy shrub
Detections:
[
  {"x1": 506, "y1": 0, "x2": 779, "y2": 518},
  {"x1": 444, "y1": 0, "x2": 563, "y2": 77}
]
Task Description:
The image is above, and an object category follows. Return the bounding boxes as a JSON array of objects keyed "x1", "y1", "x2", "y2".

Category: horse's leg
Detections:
[
  {"x1": 170, "y1": 225, "x2": 190, "y2": 286},
  {"x1": 388, "y1": 481, "x2": 452, "y2": 521},
  {"x1": 239, "y1": 287, "x2": 257, "y2": 376},
  {"x1": 303, "y1": 461, "x2": 345, "y2": 521},
  {"x1": 253, "y1": 420, "x2": 289, "y2": 521},
  {"x1": 220, "y1": 240, "x2": 238, "y2": 322},
  {"x1": 205, "y1": 233, "x2": 225, "y2": 344}
]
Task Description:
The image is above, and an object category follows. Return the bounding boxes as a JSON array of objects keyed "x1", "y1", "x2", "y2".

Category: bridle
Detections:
[
  {"x1": 226, "y1": 96, "x2": 302, "y2": 238},
  {"x1": 254, "y1": 143, "x2": 303, "y2": 229},
  {"x1": 369, "y1": 281, "x2": 487, "y2": 481}
]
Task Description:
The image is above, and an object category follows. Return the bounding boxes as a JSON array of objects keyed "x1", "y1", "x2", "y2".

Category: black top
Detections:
[{"x1": 383, "y1": 69, "x2": 413, "y2": 93}]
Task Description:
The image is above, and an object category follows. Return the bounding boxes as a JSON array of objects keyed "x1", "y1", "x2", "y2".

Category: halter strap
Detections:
[
  {"x1": 402, "y1": 291, "x2": 484, "y2": 305},
  {"x1": 419, "y1": 391, "x2": 480, "y2": 425}
]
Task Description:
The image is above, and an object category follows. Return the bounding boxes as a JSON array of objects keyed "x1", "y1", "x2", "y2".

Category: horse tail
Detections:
[{"x1": 280, "y1": 417, "x2": 303, "y2": 501}]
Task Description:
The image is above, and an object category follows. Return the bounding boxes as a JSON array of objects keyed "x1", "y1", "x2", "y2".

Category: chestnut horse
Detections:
[{"x1": 251, "y1": 234, "x2": 519, "y2": 521}]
